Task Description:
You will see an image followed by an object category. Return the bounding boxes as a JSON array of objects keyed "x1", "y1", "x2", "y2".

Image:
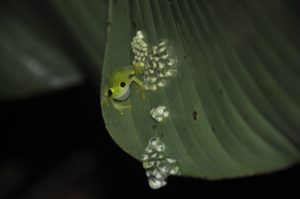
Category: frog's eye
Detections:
[
  {"x1": 120, "y1": 82, "x2": 126, "y2": 87},
  {"x1": 107, "y1": 89, "x2": 113, "y2": 96}
]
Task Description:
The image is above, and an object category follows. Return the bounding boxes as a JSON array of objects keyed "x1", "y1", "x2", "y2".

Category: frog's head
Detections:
[
  {"x1": 104, "y1": 67, "x2": 136, "y2": 102},
  {"x1": 106, "y1": 79, "x2": 132, "y2": 101}
]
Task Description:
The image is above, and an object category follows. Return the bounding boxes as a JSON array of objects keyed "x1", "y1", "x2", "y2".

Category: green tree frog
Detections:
[{"x1": 101, "y1": 66, "x2": 145, "y2": 114}]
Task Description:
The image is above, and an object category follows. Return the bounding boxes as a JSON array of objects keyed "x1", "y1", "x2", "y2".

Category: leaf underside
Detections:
[{"x1": 102, "y1": 0, "x2": 300, "y2": 179}]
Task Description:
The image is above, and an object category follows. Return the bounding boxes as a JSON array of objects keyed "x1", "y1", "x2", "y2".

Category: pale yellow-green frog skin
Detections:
[{"x1": 101, "y1": 66, "x2": 145, "y2": 114}]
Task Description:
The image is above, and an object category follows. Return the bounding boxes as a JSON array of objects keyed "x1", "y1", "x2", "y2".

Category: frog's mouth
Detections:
[{"x1": 114, "y1": 89, "x2": 130, "y2": 101}]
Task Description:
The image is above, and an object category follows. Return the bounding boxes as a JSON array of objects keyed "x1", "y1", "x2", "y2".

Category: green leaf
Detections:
[{"x1": 101, "y1": 0, "x2": 300, "y2": 179}]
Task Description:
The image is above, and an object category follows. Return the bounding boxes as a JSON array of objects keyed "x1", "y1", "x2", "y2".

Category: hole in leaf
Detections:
[
  {"x1": 219, "y1": 88, "x2": 223, "y2": 95},
  {"x1": 192, "y1": 111, "x2": 198, "y2": 121},
  {"x1": 211, "y1": 126, "x2": 216, "y2": 132}
]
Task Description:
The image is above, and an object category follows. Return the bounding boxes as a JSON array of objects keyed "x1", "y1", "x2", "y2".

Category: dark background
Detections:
[{"x1": 1, "y1": 82, "x2": 299, "y2": 199}]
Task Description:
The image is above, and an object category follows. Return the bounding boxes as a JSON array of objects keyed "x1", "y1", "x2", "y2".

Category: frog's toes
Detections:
[
  {"x1": 127, "y1": 104, "x2": 132, "y2": 109},
  {"x1": 133, "y1": 62, "x2": 144, "y2": 74},
  {"x1": 119, "y1": 104, "x2": 132, "y2": 114}
]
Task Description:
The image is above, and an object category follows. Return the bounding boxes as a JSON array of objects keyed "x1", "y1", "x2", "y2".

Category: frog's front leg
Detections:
[
  {"x1": 132, "y1": 76, "x2": 147, "y2": 99},
  {"x1": 101, "y1": 96, "x2": 110, "y2": 108},
  {"x1": 110, "y1": 98, "x2": 132, "y2": 114}
]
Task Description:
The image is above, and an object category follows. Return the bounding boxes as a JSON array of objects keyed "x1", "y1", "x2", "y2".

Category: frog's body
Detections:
[{"x1": 102, "y1": 66, "x2": 145, "y2": 114}]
